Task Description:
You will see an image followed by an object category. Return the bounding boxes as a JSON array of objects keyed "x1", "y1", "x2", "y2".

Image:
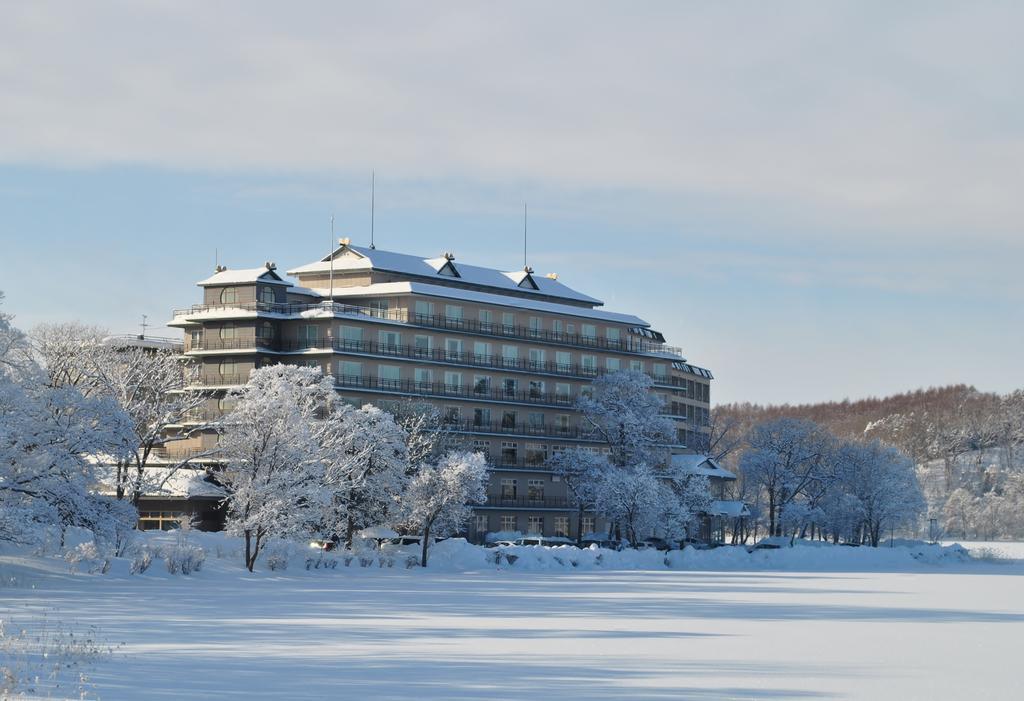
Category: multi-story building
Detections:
[{"x1": 161, "y1": 240, "x2": 728, "y2": 541}]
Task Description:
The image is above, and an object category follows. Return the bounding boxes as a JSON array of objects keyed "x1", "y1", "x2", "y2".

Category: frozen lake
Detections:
[{"x1": 3, "y1": 542, "x2": 1023, "y2": 700}]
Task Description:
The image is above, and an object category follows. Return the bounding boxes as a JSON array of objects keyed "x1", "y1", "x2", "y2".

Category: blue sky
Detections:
[{"x1": 1, "y1": 2, "x2": 1021, "y2": 404}]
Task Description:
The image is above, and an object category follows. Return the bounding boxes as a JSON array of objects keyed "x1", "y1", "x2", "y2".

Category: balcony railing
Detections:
[
  {"x1": 442, "y1": 419, "x2": 595, "y2": 441},
  {"x1": 482, "y1": 495, "x2": 574, "y2": 509},
  {"x1": 186, "y1": 337, "x2": 684, "y2": 388},
  {"x1": 334, "y1": 374, "x2": 576, "y2": 408},
  {"x1": 172, "y1": 300, "x2": 683, "y2": 358}
]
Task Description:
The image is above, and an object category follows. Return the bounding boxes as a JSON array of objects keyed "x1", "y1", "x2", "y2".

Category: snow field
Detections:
[{"x1": 2, "y1": 536, "x2": 1023, "y2": 699}]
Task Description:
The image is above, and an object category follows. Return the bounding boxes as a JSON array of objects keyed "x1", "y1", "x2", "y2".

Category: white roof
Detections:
[
  {"x1": 306, "y1": 280, "x2": 648, "y2": 326},
  {"x1": 669, "y1": 454, "x2": 737, "y2": 480},
  {"x1": 711, "y1": 500, "x2": 750, "y2": 518},
  {"x1": 287, "y1": 244, "x2": 602, "y2": 305},
  {"x1": 197, "y1": 267, "x2": 292, "y2": 287}
]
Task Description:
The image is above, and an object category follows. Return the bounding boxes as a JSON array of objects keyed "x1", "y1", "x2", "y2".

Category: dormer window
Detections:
[
  {"x1": 258, "y1": 286, "x2": 275, "y2": 304},
  {"x1": 437, "y1": 260, "x2": 460, "y2": 277},
  {"x1": 220, "y1": 287, "x2": 237, "y2": 304},
  {"x1": 518, "y1": 273, "x2": 539, "y2": 290}
]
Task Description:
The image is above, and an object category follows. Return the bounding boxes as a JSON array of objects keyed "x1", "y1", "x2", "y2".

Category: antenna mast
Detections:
[
  {"x1": 523, "y1": 202, "x2": 528, "y2": 268},
  {"x1": 139, "y1": 314, "x2": 149, "y2": 340},
  {"x1": 370, "y1": 170, "x2": 376, "y2": 250},
  {"x1": 329, "y1": 215, "x2": 335, "y2": 303}
]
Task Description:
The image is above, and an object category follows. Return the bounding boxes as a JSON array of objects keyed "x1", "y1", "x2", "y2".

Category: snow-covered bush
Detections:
[
  {"x1": 264, "y1": 544, "x2": 290, "y2": 571},
  {"x1": 63, "y1": 542, "x2": 110, "y2": 575},
  {"x1": 161, "y1": 542, "x2": 206, "y2": 575},
  {"x1": 130, "y1": 546, "x2": 154, "y2": 574}
]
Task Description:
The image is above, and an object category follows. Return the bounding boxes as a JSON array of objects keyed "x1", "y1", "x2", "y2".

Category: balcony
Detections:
[
  {"x1": 172, "y1": 300, "x2": 683, "y2": 358},
  {"x1": 334, "y1": 373, "x2": 577, "y2": 409},
  {"x1": 186, "y1": 337, "x2": 684, "y2": 387},
  {"x1": 480, "y1": 494, "x2": 574, "y2": 510},
  {"x1": 441, "y1": 419, "x2": 596, "y2": 442}
]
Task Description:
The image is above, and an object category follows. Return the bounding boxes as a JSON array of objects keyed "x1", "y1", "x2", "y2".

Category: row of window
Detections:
[
  {"x1": 411, "y1": 300, "x2": 625, "y2": 344},
  {"x1": 475, "y1": 514, "x2": 592, "y2": 537},
  {"x1": 217, "y1": 286, "x2": 277, "y2": 305}
]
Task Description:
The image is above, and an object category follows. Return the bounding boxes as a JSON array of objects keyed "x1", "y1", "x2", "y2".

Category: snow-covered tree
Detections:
[
  {"x1": 389, "y1": 399, "x2": 457, "y2": 467},
  {"x1": 577, "y1": 370, "x2": 675, "y2": 468},
  {"x1": 217, "y1": 365, "x2": 335, "y2": 571},
  {"x1": 31, "y1": 323, "x2": 213, "y2": 506},
  {"x1": 331, "y1": 404, "x2": 410, "y2": 547},
  {"x1": 833, "y1": 439, "x2": 925, "y2": 546},
  {"x1": 400, "y1": 451, "x2": 487, "y2": 566},
  {"x1": 661, "y1": 472, "x2": 713, "y2": 542},
  {"x1": 548, "y1": 448, "x2": 608, "y2": 544},
  {"x1": 0, "y1": 294, "x2": 136, "y2": 549},
  {"x1": 739, "y1": 418, "x2": 834, "y2": 536},
  {"x1": 592, "y1": 464, "x2": 678, "y2": 546}
]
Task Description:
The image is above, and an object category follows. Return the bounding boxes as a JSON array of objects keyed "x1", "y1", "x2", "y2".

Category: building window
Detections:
[
  {"x1": 218, "y1": 361, "x2": 236, "y2": 377},
  {"x1": 552, "y1": 319, "x2": 564, "y2": 335},
  {"x1": 528, "y1": 412, "x2": 545, "y2": 428},
  {"x1": 219, "y1": 323, "x2": 235, "y2": 341},
  {"x1": 555, "y1": 351, "x2": 572, "y2": 371},
  {"x1": 527, "y1": 479, "x2": 544, "y2": 501},
  {"x1": 527, "y1": 516, "x2": 544, "y2": 534},
  {"x1": 501, "y1": 345, "x2": 518, "y2": 367},
  {"x1": 630, "y1": 360, "x2": 643, "y2": 372},
  {"x1": 413, "y1": 368, "x2": 432, "y2": 388},
  {"x1": 190, "y1": 330, "x2": 202, "y2": 348},
  {"x1": 581, "y1": 516, "x2": 595, "y2": 536},
  {"x1": 378, "y1": 365, "x2": 400, "y2": 387},
  {"x1": 472, "y1": 439, "x2": 491, "y2": 456},
  {"x1": 138, "y1": 511, "x2": 185, "y2": 531},
  {"x1": 501, "y1": 410, "x2": 517, "y2": 429},
  {"x1": 500, "y1": 478, "x2": 518, "y2": 499},
  {"x1": 258, "y1": 286, "x2": 276, "y2": 304},
  {"x1": 256, "y1": 322, "x2": 274, "y2": 341},
  {"x1": 413, "y1": 334, "x2": 431, "y2": 354},
  {"x1": 368, "y1": 299, "x2": 389, "y2": 316},
  {"x1": 653, "y1": 363, "x2": 668, "y2": 382},
  {"x1": 479, "y1": 310, "x2": 493, "y2": 329},
  {"x1": 606, "y1": 357, "x2": 620, "y2": 371},
  {"x1": 581, "y1": 323, "x2": 596, "y2": 339},
  {"x1": 554, "y1": 517, "x2": 570, "y2": 537},
  {"x1": 581, "y1": 355, "x2": 596, "y2": 373},
  {"x1": 500, "y1": 441, "x2": 518, "y2": 464},
  {"x1": 379, "y1": 330, "x2": 401, "y2": 351},
  {"x1": 528, "y1": 348, "x2": 544, "y2": 367},
  {"x1": 474, "y1": 408, "x2": 491, "y2": 427},
  {"x1": 445, "y1": 338, "x2": 463, "y2": 358},
  {"x1": 555, "y1": 383, "x2": 571, "y2": 402},
  {"x1": 475, "y1": 515, "x2": 488, "y2": 534},
  {"x1": 502, "y1": 378, "x2": 518, "y2": 396},
  {"x1": 218, "y1": 397, "x2": 237, "y2": 413},
  {"x1": 554, "y1": 415, "x2": 570, "y2": 434},
  {"x1": 500, "y1": 515, "x2": 517, "y2": 532},
  {"x1": 528, "y1": 380, "x2": 544, "y2": 399},
  {"x1": 525, "y1": 444, "x2": 547, "y2": 466},
  {"x1": 340, "y1": 325, "x2": 362, "y2": 348},
  {"x1": 339, "y1": 361, "x2": 362, "y2": 382},
  {"x1": 302, "y1": 325, "x2": 319, "y2": 344},
  {"x1": 444, "y1": 406, "x2": 461, "y2": 424},
  {"x1": 474, "y1": 375, "x2": 491, "y2": 394},
  {"x1": 606, "y1": 327, "x2": 621, "y2": 344},
  {"x1": 414, "y1": 300, "x2": 435, "y2": 318},
  {"x1": 444, "y1": 371, "x2": 463, "y2": 390},
  {"x1": 219, "y1": 287, "x2": 237, "y2": 304},
  {"x1": 528, "y1": 317, "x2": 542, "y2": 337},
  {"x1": 473, "y1": 341, "x2": 492, "y2": 361},
  {"x1": 444, "y1": 304, "x2": 463, "y2": 320},
  {"x1": 501, "y1": 312, "x2": 515, "y2": 332}
]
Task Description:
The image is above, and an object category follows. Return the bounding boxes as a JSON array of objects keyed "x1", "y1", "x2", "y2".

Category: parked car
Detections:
[
  {"x1": 580, "y1": 538, "x2": 626, "y2": 551},
  {"x1": 747, "y1": 536, "x2": 791, "y2": 552},
  {"x1": 308, "y1": 539, "x2": 337, "y2": 551},
  {"x1": 680, "y1": 537, "x2": 718, "y2": 551},
  {"x1": 513, "y1": 536, "x2": 575, "y2": 547},
  {"x1": 641, "y1": 537, "x2": 673, "y2": 551}
]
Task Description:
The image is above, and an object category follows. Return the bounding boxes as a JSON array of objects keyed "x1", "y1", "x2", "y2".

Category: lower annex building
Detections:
[{"x1": 151, "y1": 241, "x2": 741, "y2": 541}]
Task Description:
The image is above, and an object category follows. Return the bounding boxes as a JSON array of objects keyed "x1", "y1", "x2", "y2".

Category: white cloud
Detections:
[{"x1": 2, "y1": 1, "x2": 1023, "y2": 243}]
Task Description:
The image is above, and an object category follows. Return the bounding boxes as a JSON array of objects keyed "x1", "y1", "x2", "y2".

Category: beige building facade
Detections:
[{"x1": 164, "y1": 242, "x2": 721, "y2": 541}]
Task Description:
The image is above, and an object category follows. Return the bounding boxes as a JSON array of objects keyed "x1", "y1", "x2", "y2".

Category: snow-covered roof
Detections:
[
  {"x1": 287, "y1": 243, "x2": 602, "y2": 305},
  {"x1": 197, "y1": 266, "x2": 292, "y2": 287},
  {"x1": 711, "y1": 500, "x2": 750, "y2": 518},
  {"x1": 303, "y1": 281, "x2": 649, "y2": 326},
  {"x1": 102, "y1": 335, "x2": 183, "y2": 352},
  {"x1": 669, "y1": 454, "x2": 737, "y2": 480}
]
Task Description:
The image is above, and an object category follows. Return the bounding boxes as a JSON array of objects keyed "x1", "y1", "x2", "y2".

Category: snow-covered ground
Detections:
[{"x1": 2, "y1": 536, "x2": 1023, "y2": 700}]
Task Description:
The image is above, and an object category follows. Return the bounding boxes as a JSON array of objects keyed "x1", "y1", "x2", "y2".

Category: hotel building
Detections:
[{"x1": 159, "y1": 241, "x2": 733, "y2": 540}]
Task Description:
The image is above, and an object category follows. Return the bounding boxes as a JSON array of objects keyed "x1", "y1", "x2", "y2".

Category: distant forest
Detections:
[{"x1": 713, "y1": 385, "x2": 1024, "y2": 540}]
